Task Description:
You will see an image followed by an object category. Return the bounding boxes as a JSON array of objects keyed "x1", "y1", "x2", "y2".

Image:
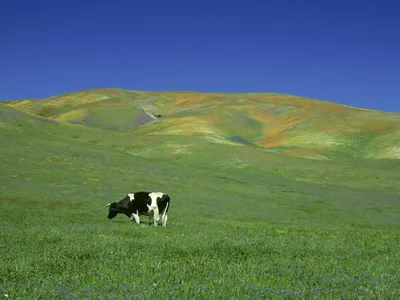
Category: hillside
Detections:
[
  {"x1": 6, "y1": 88, "x2": 400, "y2": 160},
  {"x1": 2, "y1": 91, "x2": 400, "y2": 298}
]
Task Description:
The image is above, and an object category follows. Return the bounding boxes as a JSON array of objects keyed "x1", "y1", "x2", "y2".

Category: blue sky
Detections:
[{"x1": 1, "y1": 0, "x2": 399, "y2": 112}]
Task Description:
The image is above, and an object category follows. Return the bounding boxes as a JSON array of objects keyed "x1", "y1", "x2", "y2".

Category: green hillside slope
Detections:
[{"x1": 7, "y1": 88, "x2": 400, "y2": 160}]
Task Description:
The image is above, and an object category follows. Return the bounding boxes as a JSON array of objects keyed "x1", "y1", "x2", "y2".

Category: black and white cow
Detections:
[{"x1": 106, "y1": 191, "x2": 170, "y2": 226}]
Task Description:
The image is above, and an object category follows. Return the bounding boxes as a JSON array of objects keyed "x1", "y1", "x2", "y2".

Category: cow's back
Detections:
[{"x1": 128, "y1": 191, "x2": 151, "y2": 213}]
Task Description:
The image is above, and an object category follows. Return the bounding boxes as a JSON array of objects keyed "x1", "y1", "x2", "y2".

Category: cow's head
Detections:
[
  {"x1": 106, "y1": 202, "x2": 118, "y2": 219},
  {"x1": 106, "y1": 194, "x2": 131, "y2": 219}
]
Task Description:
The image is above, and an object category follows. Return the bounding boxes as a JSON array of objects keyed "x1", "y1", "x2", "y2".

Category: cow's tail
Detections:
[
  {"x1": 160, "y1": 195, "x2": 170, "y2": 226},
  {"x1": 163, "y1": 194, "x2": 170, "y2": 214},
  {"x1": 164, "y1": 202, "x2": 169, "y2": 214}
]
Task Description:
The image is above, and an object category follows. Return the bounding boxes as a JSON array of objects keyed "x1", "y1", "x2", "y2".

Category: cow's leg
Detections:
[
  {"x1": 153, "y1": 207, "x2": 160, "y2": 226},
  {"x1": 161, "y1": 214, "x2": 168, "y2": 227},
  {"x1": 130, "y1": 210, "x2": 140, "y2": 224}
]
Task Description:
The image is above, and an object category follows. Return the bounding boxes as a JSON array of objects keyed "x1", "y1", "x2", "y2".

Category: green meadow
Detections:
[{"x1": 1, "y1": 90, "x2": 400, "y2": 299}]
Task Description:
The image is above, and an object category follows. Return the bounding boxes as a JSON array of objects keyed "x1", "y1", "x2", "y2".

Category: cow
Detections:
[{"x1": 106, "y1": 191, "x2": 170, "y2": 227}]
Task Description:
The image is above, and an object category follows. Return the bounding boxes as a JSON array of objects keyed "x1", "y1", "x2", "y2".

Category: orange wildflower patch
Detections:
[
  {"x1": 168, "y1": 93, "x2": 227, "y2": 113},
  {"x1": 252, "y1": 111, "x2": 274, "y2": 122},
  {"x1": 263, "y1": 118, "x2": 300, "y2": 139},
  {"x1": 256, "y1": 137, "x2": 285, "y2": 147},
  {"x1": 320, "y1": 102, "x2": 342, "y2": 112},
  {"x1": 225, "y1": 104, "x2": 255, "y2": 111},
  {"x1": 257, "y1": 115, "x2": 302, "y2": 147},
  {"x1": 362, "y1": 123, "x2": 398, "y2": 133},
  {"x1": 170, "y1": 94, "x2": 208, "y2": 108},
  {"x1": 315, "y1": 121, "x2": 334, "y2": 131}
]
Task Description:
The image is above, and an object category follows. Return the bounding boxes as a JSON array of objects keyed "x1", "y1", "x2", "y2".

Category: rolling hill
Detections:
[{"x1": 6, "y1": 88, "x2": 400, "y2": 160}]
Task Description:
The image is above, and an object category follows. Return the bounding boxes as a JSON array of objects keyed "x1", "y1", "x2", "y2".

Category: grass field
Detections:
[{"x1": 1, "y1": 90, "x2": 400, "y2": 299}]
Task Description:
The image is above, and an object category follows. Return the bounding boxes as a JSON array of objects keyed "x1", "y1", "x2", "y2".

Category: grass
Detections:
[
  {"x1": 1, "y1": 91, "x2": 400, "y2": 299},
  {"x1": 2, "y1": 211, "x2": 400, "y2": 299}
]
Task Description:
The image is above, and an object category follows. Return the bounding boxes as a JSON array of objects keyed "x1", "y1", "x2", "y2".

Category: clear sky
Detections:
[{"x1": 1, "y1": 0, "x2": 399, "y2": 112}]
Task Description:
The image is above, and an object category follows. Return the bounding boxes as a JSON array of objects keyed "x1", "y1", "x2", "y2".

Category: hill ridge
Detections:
[{"x1": 4, "y1": 88, "x2": 400, "y2": 160}]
